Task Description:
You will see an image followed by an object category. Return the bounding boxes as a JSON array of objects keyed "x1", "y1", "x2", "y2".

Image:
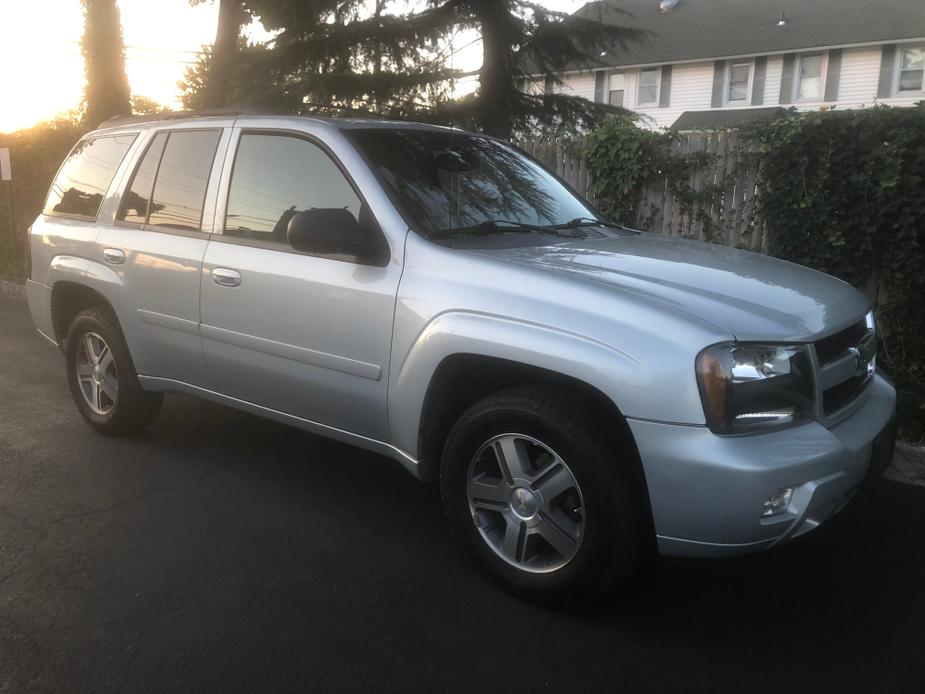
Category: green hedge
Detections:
[
  {"x1": 0, "y1": 118, "x2": 85, "y2": 279},
  {"x1": 747, "y1": 106, "x2": 924, "y2": 440},
  {"x1": 587, "y1": 106, "x2": 924, "y2": 440}
]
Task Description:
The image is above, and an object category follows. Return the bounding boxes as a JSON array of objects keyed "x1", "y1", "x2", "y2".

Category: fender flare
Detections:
[
  {"x1": 46, "y1": 256, "x2": 153, "y2": 369},
  {"x1": 388, "y1": 311, "x2": 651, "y2": 458}
]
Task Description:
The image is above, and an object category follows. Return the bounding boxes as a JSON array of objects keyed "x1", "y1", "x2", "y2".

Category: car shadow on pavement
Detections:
[
  {"x1": 153, "y1": 395, "x2": 925, "y2": 693},
  {"x1": 5, "y1": 390, "x2": 924, "y2": 694}
]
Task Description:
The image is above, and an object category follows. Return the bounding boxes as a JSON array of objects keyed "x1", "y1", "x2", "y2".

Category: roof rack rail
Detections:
[{"x1": 97, "y1": 107, "x2": 277, "y2": 129}]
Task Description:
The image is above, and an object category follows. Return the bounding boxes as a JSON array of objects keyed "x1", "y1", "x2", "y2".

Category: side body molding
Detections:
[{"x1": 388, "y1": 311, "x2": 649, "y2": 460}]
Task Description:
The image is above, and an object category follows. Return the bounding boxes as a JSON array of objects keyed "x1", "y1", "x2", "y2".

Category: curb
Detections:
[{"x1": 0, "y1": 279, "x2": 25, "y2": 300}]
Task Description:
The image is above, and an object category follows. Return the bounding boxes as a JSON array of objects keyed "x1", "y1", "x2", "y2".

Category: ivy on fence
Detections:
[{"x1": 744, "y1": 105, "x2": 925, "y2": 440}]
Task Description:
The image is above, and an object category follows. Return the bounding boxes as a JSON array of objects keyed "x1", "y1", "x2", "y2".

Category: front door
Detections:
[{"x1": 199, "y1": 130, "x2": 400, "y2": 441}]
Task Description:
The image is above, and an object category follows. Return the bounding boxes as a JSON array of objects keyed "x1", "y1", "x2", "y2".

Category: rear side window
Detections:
[
  {"x1": 44, "y1": 134, "x2": 136, "y2": 219},
  {"x1": 148, "y1": 130, "x2": 221, "y2": 231},
  {"x1": 116, "y1": 129, "x2": 220, "y2": 232},
  {"x1": 116, "y1": 132, "x2": 167, "y2": 224},
  {"x1": 224, "y1": 133, "x2": 362, "y2": 244}
]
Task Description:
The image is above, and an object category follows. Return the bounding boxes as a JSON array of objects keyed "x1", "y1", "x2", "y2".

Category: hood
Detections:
[{"x1": 472, "y1": 233, "x2": 869, "y2": 342}]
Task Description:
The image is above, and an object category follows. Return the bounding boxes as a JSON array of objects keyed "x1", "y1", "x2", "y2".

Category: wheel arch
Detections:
[
  {"x1": 417, "y1": 353, "x2": 656, "y2": 543},
  {"x1": 51, "y1": 282, "x2": 116, "y2": 349},
  {"x1": 390, "y1": 311, "x2": 649, "y2": 462},
  {"x1": 49, "y1": 257, "x2": 127, "y2": 351},
  {"x1": 418, "y1": 353, "x2": 638, "y2": 464}
]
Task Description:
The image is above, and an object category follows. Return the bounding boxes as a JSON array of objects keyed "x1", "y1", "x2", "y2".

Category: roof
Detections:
[
  {"x1": 558, "y1": 0, "x2": 925, "y2": 71},
  {"x1": 93, "y1": 110, "x2": 460, "y2": 136},
  {"x1": 670, "y1": 107, "x2": 789, "y2": 131}
]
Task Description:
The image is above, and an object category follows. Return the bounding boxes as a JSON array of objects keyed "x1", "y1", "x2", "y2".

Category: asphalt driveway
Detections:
[{"x1": 1, "y1": 295, "x2": 924, "y2": 693}]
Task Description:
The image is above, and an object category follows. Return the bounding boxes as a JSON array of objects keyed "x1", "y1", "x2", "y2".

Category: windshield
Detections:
[{"x1": 347, "y1": 128, "x2": 599, "y2": 235}]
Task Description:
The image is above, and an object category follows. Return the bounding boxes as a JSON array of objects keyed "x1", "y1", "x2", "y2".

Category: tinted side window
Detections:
[
  {"x1": 44, "y1": 134, "x2": 137, "y2": 219},
  {"x1": 116, "y1": 132, "x2": 167, "y2": 224},
  {"x1": 147, "y1": 130, "x2": 221, "y2": 231},
  {"x1": 225, "y1": 133, "x2": 362, "y2": 245}
]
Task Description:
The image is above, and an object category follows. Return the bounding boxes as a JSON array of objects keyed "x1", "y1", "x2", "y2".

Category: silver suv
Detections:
[{"x1": 26, "y1": 112, "x2": 896, "y2": 604}]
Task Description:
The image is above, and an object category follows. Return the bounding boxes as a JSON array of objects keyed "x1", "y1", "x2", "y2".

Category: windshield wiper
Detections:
[
  {"x1": 431, "y1": 219, "x2": 560, "y2": 237},
  {"x1": 554, "y1": 217, "x2": 642, "y2": 233}
]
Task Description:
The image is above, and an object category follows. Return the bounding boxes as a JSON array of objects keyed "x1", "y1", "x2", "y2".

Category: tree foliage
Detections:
[
  {"x1": 81, "y1": 0, "x2": 132, "y2": 126},
  {"x1": 186, "y1": 0, "x2": 247, "y2": 108},
  {"x1": 179, "y1": 0, "x2": 644, "y2": 136},
  {"x1": 0, "y1": 114, "x2": 85, "y2": 278}
]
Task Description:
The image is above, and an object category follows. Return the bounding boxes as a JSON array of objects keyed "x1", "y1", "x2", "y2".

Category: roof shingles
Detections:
[{"x1": 560, "y1": 0, "x2": 925, "y2": 70}]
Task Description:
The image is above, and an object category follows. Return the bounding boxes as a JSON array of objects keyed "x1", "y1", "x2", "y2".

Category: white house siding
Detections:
[
  {"x1": 629, "y1": 61, "x2": 715, "y2": 129},
  {"x1": 763, "y1": 55, "x2": 784, "y2": 105},
  {"x1": 531, "y1": 42, "x2": 923, "y2": 130},
  {"x1": 835, "y1": 45, "x2": 922, "y2": 108},
  {"x1": 837, "y1": 46, "x2": 882, "y2": 103},
  {"x1": 553, "y1": 72, "x2": 597, "y2": 101},
  {"x1": 786, "y1": 46, "x2": 922, "y2": 112}
]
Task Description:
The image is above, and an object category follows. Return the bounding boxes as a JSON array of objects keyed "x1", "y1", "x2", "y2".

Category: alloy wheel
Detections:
[
  {"x1": 466, "y1": 433, "x2": 585, "y2": 573},
  {"x1": 75, "y1": 331, "x2": 119, "y2": 416}
]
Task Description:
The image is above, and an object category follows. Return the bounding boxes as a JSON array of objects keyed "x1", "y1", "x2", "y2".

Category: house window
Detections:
[
  {"x1": 637, "y1": 68, "x2": 659, "y2": 106},
  {"x1": 609, "y1": 72, "x2": 625, "y2": 107},
  {"x1": 796, "y1": 53, "x2": 825, "y2": 101},
  {"x1": 726, "y1": 62, "x2": 752, "y2": 103},
  {"x1": 897, "y1": 46, "x2": 925, "y2": 93}
]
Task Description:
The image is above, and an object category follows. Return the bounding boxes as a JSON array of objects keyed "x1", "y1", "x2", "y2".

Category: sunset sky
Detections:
[{"x1": 0, "y1": 0, "x2": 585, "y2": 133}]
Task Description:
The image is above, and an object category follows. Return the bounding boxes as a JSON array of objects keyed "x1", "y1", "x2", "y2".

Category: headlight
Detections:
[{"x1": 696, "y1": 343, "x2": 814, "y2": 434}]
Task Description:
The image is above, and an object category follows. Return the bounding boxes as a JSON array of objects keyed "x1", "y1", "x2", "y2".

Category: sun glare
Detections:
[
  {"x1": 0, "y1": 0, "x2": 217, "y2": 133},
  {"x1": 0, "y1": 0, "x2": 586, "y2": 133}
]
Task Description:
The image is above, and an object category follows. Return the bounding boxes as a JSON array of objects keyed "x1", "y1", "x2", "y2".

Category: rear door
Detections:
[
  {"x1": 96, "y1": 125, "x2": 231, "y2": 386},
  {"x1": 199, "y1": 128, "x2": 401, "y2": 441}
]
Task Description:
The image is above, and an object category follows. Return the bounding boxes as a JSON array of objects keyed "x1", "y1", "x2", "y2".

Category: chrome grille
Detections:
[{"x1": 813, "y1": 316, "x2": 876, "y2": 417}]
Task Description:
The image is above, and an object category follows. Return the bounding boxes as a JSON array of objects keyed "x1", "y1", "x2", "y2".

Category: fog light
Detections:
[{"x1": 762, "y1": 488, "x2": 793, "y2": 517}]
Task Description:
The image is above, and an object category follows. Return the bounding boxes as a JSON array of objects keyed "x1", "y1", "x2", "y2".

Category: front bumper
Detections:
[{"x1": 628, "y1": 373, "x2": 896, "y2": 558}]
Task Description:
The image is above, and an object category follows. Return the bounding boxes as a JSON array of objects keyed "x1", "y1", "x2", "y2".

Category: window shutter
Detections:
[
  {"x1": 824, "y1": 49, "x2": 842, "y2": 101},
  {"x1": 659, "y1": 65, "x2": 672, "y2": 107},
  {"x1": 877, "y1": 44, "x2": 897, "y2": 98},
  {"x1": 779, "y1": 53, "x2": 796, "y2": 104},
  {"x1": 658, "y1": 65, "x2": 671, "y2": 108},
  {"x1": 751, "y1": 56, "x2": 767, "y2": 105},
  {"x1": 710, "y1": 60, "x2": 726, "y2": 107},
  {"x1": 594, "y1": 71, "x2": 606, "y2": 103},
  {"x1": 544, "y1": 74, "x2": 555, "y2": 95}
]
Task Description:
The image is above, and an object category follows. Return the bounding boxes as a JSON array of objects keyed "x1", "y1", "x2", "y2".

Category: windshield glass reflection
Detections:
[{"x1": 348, "y1": 129, "x2": 596, "y2": 235}]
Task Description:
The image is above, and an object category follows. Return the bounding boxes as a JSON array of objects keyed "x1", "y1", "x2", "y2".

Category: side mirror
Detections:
[{"x1": 287, "y1": 208, "x2": 368, "y2": 255}]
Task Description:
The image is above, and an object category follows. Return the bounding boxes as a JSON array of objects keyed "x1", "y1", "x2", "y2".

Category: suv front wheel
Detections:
[
  {"x1": 66, "y1": 307, "x2": 163, "y2": 436},
  {"x1": 440, "y1": 386, "x2": 647, "y2": 606}
]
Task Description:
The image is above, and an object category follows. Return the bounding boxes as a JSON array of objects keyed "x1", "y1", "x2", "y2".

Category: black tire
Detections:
[
  {"x1": 65, "y1": 306, "x2": 163, "y2": 436},
  {"x1": 440, "y1": 386, "x2": 648, "y2": 606}
]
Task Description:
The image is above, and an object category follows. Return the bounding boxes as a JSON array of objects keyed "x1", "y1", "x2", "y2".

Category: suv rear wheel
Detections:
[
  {"x1": 66, "y1": 307, "x2": 163, "y2": 436},
  {"x1": 440, "y1": 386, "x2": 647, "y2": 606}
]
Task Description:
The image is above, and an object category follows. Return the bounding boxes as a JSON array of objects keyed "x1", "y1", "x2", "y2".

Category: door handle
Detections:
[
  {"x1": 211, "y1": 267, "x2": 242, "y2": 287},
  {"x1": 102, "y1": 248, "x2": 126, "y2": 265}
]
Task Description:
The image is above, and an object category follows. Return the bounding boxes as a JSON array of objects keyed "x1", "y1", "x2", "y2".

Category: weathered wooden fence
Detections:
[{"x1": 516, "y1": 131, "x2": 768, "y2": 252}]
